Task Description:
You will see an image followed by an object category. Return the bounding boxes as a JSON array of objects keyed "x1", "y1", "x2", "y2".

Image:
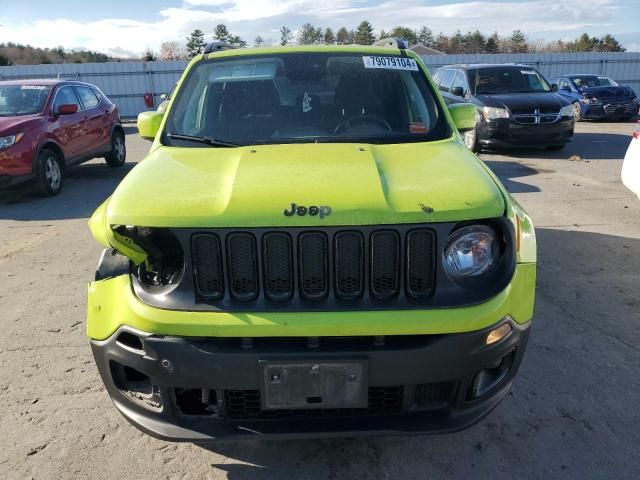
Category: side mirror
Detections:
[
  {"x1": 448, "y1": 103, "x2": 476, "y2": 132},
  {"x1": 57, "y1": 103, "x2": 78, "y2": 115},
  {"x1": 137, "y1": 111, "x2": 164, "y2": 141},
  {"x1": 450, "y1": 86, "x2": 465, "y2": 97},
  {"x1": 551, "y1": 84, "x2": 558, "y2": 92}
]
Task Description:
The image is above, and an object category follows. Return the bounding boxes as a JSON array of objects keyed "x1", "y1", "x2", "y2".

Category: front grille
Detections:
[
  {"x1": 513, "y1": 111, "x2": 560, "y2": 124},
  {"x1": 603, "y1": 102, "x2": 637, "y2": 114},
  {"x1": 191, "y1": 227, "x2": 436, "y2": 306},
  {"x1": 224, "y1": 386, "x2": 404, "y2": 419}
]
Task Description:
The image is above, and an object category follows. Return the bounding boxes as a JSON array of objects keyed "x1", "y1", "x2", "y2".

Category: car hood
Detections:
[
  {"x1": 580, "y1": 86, "x2": 637, "y2": 100},
  {"x1": 0, "y1": 114, "x2": 44, "y2": 134},
  {"x1": 103, "y1": 140, "x2": 506, "y2": 228},
  {"x1": 474, "y1": 92, "x2": 568, "y2": 112}
]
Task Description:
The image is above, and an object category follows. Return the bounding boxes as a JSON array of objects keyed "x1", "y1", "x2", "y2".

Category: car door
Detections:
[
  {"x1": 74, "y1": 86, "x2": 107, "y2": 156},
  {"x1": 50, "y1": 85, "x2": 85, "y2": 162}
]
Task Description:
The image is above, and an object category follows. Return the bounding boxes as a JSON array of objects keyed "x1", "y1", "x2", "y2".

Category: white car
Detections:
[{"x1": 622, "y1": 121, "x2": 640, "y2": 199}]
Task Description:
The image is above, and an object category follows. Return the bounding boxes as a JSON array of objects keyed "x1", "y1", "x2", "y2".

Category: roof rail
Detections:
[
  {"x1": 373, "y1": 38, "x2": 409, "y2": 50},
  {"x1": 203, "y1": 42, "x2": 237, "y2": 54}
]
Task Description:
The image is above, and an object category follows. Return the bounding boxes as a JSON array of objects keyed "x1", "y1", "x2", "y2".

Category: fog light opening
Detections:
[
  {"x1": 115, "y1": 331, "x2": 144, "y2": 352},
  {"x1": 109, "y1": 360, "x2": 161, "y2": 410},
  {"x1": 486, "y1": 323, "x2": 512, "y2": 345},
  {"x1": 467, "y1": 350, "x2": 516, "y2": 401}
]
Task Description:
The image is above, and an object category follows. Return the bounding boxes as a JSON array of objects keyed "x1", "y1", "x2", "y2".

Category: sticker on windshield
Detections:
[
  {"x1": 521, "y1": 70, "x2": 537, "y2": 75},
  {"x1": 363, "y1": 56, "x2": 418, "y2": 71},
  {"x1": 20, "y1": 85, "x2": 48, "y2": 90}
]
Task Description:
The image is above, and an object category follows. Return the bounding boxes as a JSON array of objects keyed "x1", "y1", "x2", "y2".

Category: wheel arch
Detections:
[{"x1": 33, "y1": 140, "x2": 65, "y2": 170}]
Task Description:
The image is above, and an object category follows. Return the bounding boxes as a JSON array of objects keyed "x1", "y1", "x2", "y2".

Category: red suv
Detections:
[{"x1": 0, "y1": 79, "x2": 125, "y2": 196}]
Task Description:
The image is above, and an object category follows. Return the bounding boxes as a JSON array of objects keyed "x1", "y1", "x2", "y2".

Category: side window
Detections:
[
  {"x1": 432, "y1": 70, "x2": 443, "y2": 85},
  {"x1": 92, "y1": 88, "x2": 103, "y2": 102},
  {"x1": 451, "y1": 71, "x2": 468, "y2": 96},
  {"x1": 53, "y1": 86, "x2": 80, "y2": 110},
  {"x1": 559, "y1": 78, "x2": 571, "y2": 91},
  {"x1": 437, "y1": 69, "x2": 455, "y2": 93},
  {"x1": 75, "y1": 86, "x2": 100, "y2": 110}
]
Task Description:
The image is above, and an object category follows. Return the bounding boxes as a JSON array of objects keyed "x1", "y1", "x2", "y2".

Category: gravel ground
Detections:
[{"x1": 1, "y1": 121, "x2": 639, "y2": 480}]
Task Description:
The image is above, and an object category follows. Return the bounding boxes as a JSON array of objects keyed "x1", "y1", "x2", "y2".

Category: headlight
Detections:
[
  {"x1": 444, "y1": 225, "x2": 497, "y2": 278},
  {"x1": 0, "y1": 133, "x2": 24, "y2": 149},
  {"x1": 579, "y1": 98, "x2": 601, "y2": 105},
  {"x1": 482, "y1": 107, "x2": 509, "y2": 120},
  {"x1": 559, "y1": 104, "x2": 574, "y2": 117}
]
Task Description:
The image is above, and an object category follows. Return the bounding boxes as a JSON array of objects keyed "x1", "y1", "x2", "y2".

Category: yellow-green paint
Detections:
[
  {"x1": 448, "y1": 103, "x2": 476, "y2": 132},
  {"x1": 137, "y1": 111, "x2": 164, "y2": 141},
  {"x1": 87, "y1": 263, "x2": 535, "y2": 341}
]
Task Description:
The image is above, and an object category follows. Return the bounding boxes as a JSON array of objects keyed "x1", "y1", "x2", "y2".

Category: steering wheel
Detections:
[{"x1": 333, "y1": 115, "x2": 392, "y2": 135}]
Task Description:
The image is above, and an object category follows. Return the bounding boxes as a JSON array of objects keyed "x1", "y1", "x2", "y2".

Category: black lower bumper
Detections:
[
  {"x1": 90, "y1": 319, "x2": 530, "y2": 441},
  {"x1": 0, "y1": 173, "x2": 34, "y2": 189},
  {"x1": 477, "y1": 118, "x2": 574, "y2": 149}
]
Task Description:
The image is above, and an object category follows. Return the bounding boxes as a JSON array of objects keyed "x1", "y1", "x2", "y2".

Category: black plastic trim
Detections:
[
  {"x1": 130, "y1": 218, "x2": 516, "y2": 312},
  {"x1": 95, "y1": 249, "x2": 130, "y2": 281}
]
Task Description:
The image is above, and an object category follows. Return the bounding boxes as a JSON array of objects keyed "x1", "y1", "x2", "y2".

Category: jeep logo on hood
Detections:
[{"x1": 283, "y1": 203, "x2": 332, "y2": 219}]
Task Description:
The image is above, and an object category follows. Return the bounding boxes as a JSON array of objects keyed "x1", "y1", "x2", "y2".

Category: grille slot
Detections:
[
  {"x1": 224, "y1": 386, "x2": 404, "y2": 419},
  {"x1": 406, "y1": 230, "x2": 435, "y2": 298},
  {"x1": 192, "y1": 234, "x2": 224, "y2": 299},
  {"x1": 227, "y1": 233, "x2": 259, "y2": 301},
  {"x1": 299, "y1": 232, "x2": 329, "y2": 300},
  {"x1": 335, "y1": 232, "x2": 364, "y2": 300},
  {"x1": 263, "y1": 233, "x2": 293, "y2": 301},
  {"x1": 370, "y1": 231, "x2": 400, "y2": 299}
]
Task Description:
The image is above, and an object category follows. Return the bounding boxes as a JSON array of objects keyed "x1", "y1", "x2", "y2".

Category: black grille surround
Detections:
[{"x1": 133, "y1": 218, "x2": 517, "y2": 312}]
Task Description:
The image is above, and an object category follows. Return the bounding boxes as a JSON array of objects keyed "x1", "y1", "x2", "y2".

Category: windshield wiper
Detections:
[{"x1": 166, "y1": 132, "x2": 240, "y2": 148}]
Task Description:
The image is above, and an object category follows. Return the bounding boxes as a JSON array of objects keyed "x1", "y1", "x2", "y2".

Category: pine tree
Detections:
[
  {"x1": 324, "y1": 28, "x2": 336, "y2": 45},
  {"x1": 254, "y1": 36, "x2": 264, "y2": 47},
  {"x1": 417, "y1": 26, "x2": 434, "y2": 47},
  {"x1": 509, "y1": 30, "x2": 529, "y2": 53},
  {"x1": 336, "y1": 27, "x2": 350, "y2": 45},
  {"x1": 185, "y1": 29, "x2": 205, "y2": 57},
  {"x1": 142, "y1": 48, "x2": 157, "y2": 61},
  {"x1": 354, "y1": 21, "x2": 375, "y2": 45},
  {"x1": 213, "y1": 24, "x2": 230, "y2": 42},
  {"x1": 389, "y1": 26, "x2": 417, "y2": 46},
  {"x1": 297, "y1": 23, "x2": 322, "y2": 45},
  {"x1": 280, "y1": 26, "x2": 292, "y2": 46},
  {"x1": 485, "y1": 32, "x2": 500, "y2": 54}
]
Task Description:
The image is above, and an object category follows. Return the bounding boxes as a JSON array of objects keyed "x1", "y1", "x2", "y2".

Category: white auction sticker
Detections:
[{"x1": 363, "y1": 56, "x2": 419, "y2": 71}]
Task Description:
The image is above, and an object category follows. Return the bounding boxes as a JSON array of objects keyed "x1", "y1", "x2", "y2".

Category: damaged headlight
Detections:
[{"x1": 112, "y1": 226, "x2": 185, "y2": 293}]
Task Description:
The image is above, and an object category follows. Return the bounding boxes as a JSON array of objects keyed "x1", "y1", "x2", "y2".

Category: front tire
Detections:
[
  {"x1": 35, "y1": 149, "x2": 64, "y2": 196},
  {"x1": 546, "y1": 144, "x2": 565, "y2": 151},
  {"x1": 572, "y1": 102, "x2": 582, "y2": 122},
  {"x1": 105, "y1": 130, "x2": 126, "y2": 168},
  {"x1": 463, "y1": 127, "x2": 479, "y2": 153}
]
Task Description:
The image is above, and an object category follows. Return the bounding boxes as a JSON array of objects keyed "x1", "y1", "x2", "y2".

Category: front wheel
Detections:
[
  {"x1": 572, "y1": 102, "x2": 582, "y2": 122},
  {"x1": 462, "y1": 127, "x2": 479, "y2": 153},
  {"x1": 105, "y1": 130, "x2": 126, "y2": 168},
  {"x1": 35, "y1": 149, "x2": 64, "y2": 196}
]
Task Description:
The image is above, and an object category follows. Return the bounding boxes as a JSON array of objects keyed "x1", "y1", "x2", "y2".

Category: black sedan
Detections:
[{"x1": 433, "y1": 64, "x2": 574, "y2": 152}]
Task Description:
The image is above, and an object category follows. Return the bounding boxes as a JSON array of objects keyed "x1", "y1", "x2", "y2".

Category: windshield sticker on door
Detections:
[{"x1": 363, "y1": 56, "x2": 418, "y2": 71}]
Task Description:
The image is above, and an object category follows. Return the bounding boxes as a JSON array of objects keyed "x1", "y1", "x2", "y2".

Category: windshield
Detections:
[
  {"x1": 597, "y1": 76, "x2": 617, "y2": 87},
  {"x1": 569, "y1": 75, "x2": 612, "y2": 89},
  {"x1": 0, "y1": 85, "x2": 51, "y2": 116},
  {"x1": 164, "y1": 52, "x2": 449, "y2": 146},
  {"x1": 469, "y1": 67, "x2": 551, "y2": 94}
]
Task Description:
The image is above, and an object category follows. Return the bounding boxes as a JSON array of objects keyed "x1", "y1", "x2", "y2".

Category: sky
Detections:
[{"x1": 0, "y1": 0, "x2": 638, "y2": 57}]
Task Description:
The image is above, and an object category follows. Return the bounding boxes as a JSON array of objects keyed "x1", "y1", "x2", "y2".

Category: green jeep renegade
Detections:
[{"x1": 87, "y1": 41, "x2": 536, "y2": 441}]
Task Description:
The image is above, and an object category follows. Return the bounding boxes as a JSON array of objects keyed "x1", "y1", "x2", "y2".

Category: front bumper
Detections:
[
  {"x1": 91, "y1": 318, "x2": 530, "y2": 441},
  {"x1": 583, "y1": 102, "x2": 639, "y2": 119},
  {"x1": 477, "y1": 117, "x2": 574, "y2": 148}
]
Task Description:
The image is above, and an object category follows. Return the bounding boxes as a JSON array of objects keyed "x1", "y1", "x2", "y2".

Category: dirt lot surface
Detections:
[{"x1": 2, "y1": 121, "x2": 640, "y2": 480}]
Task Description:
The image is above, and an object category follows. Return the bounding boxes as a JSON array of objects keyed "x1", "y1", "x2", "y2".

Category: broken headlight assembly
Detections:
[{"x1": 112, "y1": 226, "x2": 185, "y2": 294}]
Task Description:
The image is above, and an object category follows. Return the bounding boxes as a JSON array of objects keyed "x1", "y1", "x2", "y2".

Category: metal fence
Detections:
[{"x1": 1, "y1": 52, "x2": 639, "y2": 119}]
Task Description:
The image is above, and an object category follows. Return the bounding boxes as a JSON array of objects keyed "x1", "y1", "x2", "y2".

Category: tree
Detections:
[
  {"x1": 434, "y1": 32, "x2": 450, "y2": 53},
  {"x1": 336, "y1": 27, "x2": 350, "y2": 45},
  {"x1": 465, "y1": 30, "x2": 486, "y2": 53},
  {"x1": 297, "y1": 23, "x2": 322, "y2": 45},
  {"x1": 0, "y1": 53, "x2": 11, "y2": 66},
  {"x1": 280, "y1": 26, "x2": 292, "y2": 46},
  {"x1": 449, "y1": 30, "x2": 464, "y2": 54},
  {"x1": 417, "y1": 26, "x2": 434, "y2": 47},
  {"x1": 186, "y1": 29, "x2": 205, "y2": 57},
  {"x1": 160, "y1": 41, "x2": 182, "y2": 60},
  {"x1": 213, "y1": 24, "x2": 230, "y2": 42},
  {"x1": 142, "y1": 48, "x2": 157, "y2": 61},
  {"x1": 599, "y1": 34, "x2": 625, "y2": 52},
  {"x1": 485, "y1": 32, "x2": 500, "y2": 54},
  {"x1": 389, "y1": 26, "x2": 417, "y2": 46},
  {"x1": 228, "y1": 35, "x2": 247, "y2": 48},
  {"x1": 254, "y1": 36, "x2": 265, "y2": 47},
  {"x1": 354, "y1": 21, "x2": 375, "y2": 45},
  {"x1": 509, "y1": 30, "x2": 529, "y2": 53},
  {"x1": 324, "y1": 28, "x2": 336, "y2": 45}
]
